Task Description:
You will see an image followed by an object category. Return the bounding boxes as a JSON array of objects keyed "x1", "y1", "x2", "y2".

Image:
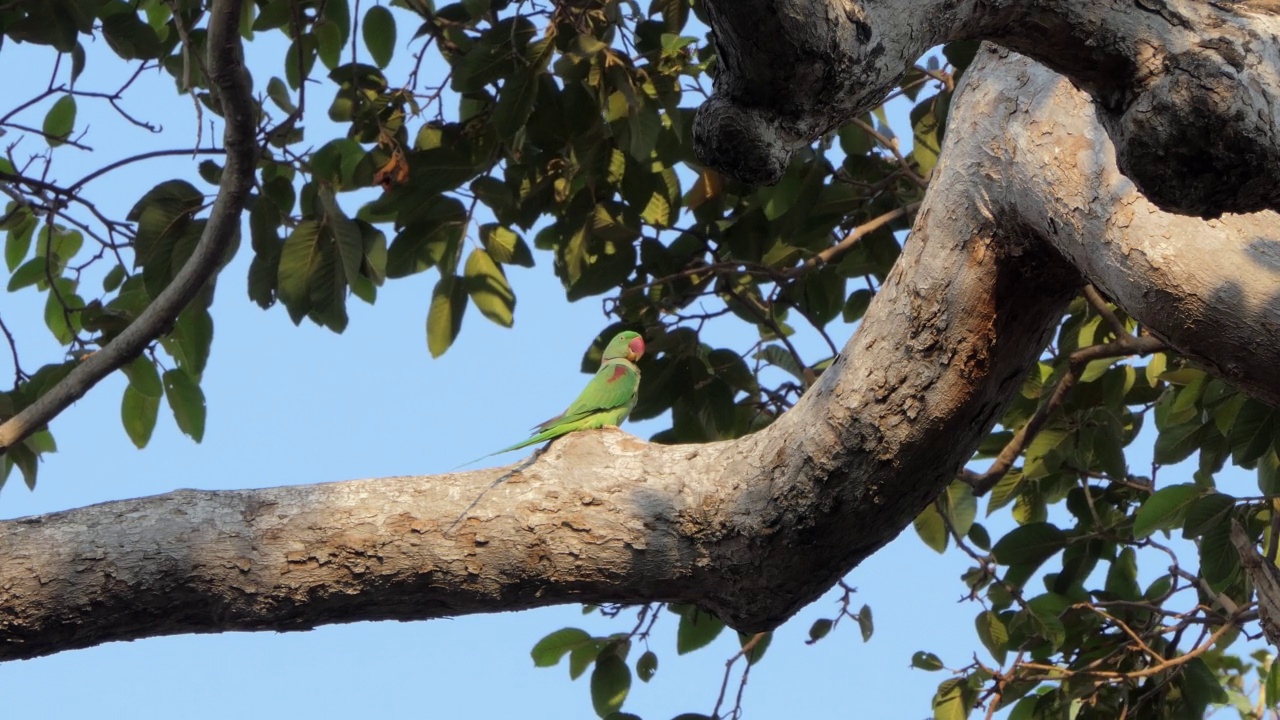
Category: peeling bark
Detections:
[{"x1": 695, "y1": 0, "x2": 1280, "y2": 215}]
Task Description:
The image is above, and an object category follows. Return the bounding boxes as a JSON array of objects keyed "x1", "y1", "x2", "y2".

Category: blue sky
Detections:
[{"x1": 0, "y1": 9, "x2": 1259, "y2": 719}]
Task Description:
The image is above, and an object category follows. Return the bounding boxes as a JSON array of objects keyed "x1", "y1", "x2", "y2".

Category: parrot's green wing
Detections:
[
  {"x1": 535, "y1": 358, "x2": 640, "y2": 430},
  {"x1": 464, "y1": 358, "x2": 640, "y2": 463}
]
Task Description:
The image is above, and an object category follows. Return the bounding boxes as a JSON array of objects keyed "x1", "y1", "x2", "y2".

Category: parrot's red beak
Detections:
[{"x1": 627, "y1": 336, "x2": 645, "y2": 362}]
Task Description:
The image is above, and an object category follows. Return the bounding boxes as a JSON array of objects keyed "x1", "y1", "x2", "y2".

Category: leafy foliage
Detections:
[{"x1": 0, "y1": 2, "x2": 1277, "y2": 719}]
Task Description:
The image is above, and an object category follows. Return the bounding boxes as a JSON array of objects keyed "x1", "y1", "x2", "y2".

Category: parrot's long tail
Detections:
[{"x1": 450, "y1": 421, "x2": 582, "y2": 471}]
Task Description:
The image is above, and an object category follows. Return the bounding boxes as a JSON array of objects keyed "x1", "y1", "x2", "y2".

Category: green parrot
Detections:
[{"x1": 482, "y1": 330, "x2": 645, "y2": 459}]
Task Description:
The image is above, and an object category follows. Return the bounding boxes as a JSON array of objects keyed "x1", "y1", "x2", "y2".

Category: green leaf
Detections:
[
  {"x1": 43, "y1": 277, "x2": 83, "y2": 344},
  {"x1": 493, "y1": 39, "x2": 552, "y2": 139},
  {"x1": 362, "y1": 5, "x2": 396, "y2": 68},
  {"x1": 1105, "y1": 546, "x2": 1141, "y2": 601},
  {"x1": 911, "y1": 96, "x2": 943, "y2": 177},
  {"x1": 4, "y1": 441, "x2": 39, "y2": 491},
  {"x1": 856, "y1": 605, "x2": 874, "y2": 641},
  {"x1": 464, "y1": 249, "x2": 515, "y2": 327},
  {"x1": 531, "y1": 627, "x2": 593, "y2": 667},
  {"x1": 1183, "y1": 657, "x2": 1229, "y2": 713},
  {"x1": 569, "y1": 642, "x2": 601, "y2": 680},
  {"x1": 1154, "y1": 421, "x2": 1203, "y2": 465},
  {"x1": 481, "y1": 224, "x2": 534, "y2": 267},
  {"x1": 945, "y1": 481, "x2": 977, "y2": 539},
  {"x1": 1133, "y1": 483, "x2": 1201, "y2": 539},
  {"x1": 4, "y1": 210, "x2": 35, "y2": 271},
  {"x1": 991, "y1": 522, "x2": 1067, "y2": 567},
  {"x1": 651, "y1": 0, "x2": 690, "y2": 32},
  {"x1": 1260, "y1": 449, "x2": 1280, "y2": 496},
  {"x1": 121, "y1": 356, "x2": 163, "y2": 398},
  {"x1": 163, "y1": 369, "x2": 206, "y2": 442},
  {"x1": 321, "y1": 0, "x2": 350, "y2": 42},
  {"x1": 128, "y1": 180, "x2": 205, "y2": 297},
  {"x1": 590, "y1": 653, "x2": 631, "y2": 718},
  {"x1": 842, "y1": 288, "x2": 873, "y2": 322},
  {"x1": 314, "y1": 19, "x2": 343, "y2": 70},
  {"x1": 317, "y1": 187, "x2": 363, "y2": 285},
  {"x1": 1024, "y1": 598, "x2": 1067, "y2": 650},
  {"x1": 1230, "y1": 399, "x2": 1278, "y2": 466},
  {"x1": 675, "y1": 607, "x2": 725, "y2": 654},
  {"x1": 968, "y1": 523, "x2": 991, "y2": 551},
  {"x1": 1200, "y1": 519, "x2": 1240, "y2": 591},
  {"x1": 43, "y1": 95, "x2": 76, "y2": 147},
  {"x1": 1181, "y1": 492, "x2": 1235, "y2": 538},
  {"x1": 932, "y1": 677, "x2": 972, "y2": 720},
  {"x1": 807, "y1": 619, "x2": 833, "y2": 643},
  {"x1": 266, "y1": 76, "x2": 296, "y2": 113},
  {"x1": 285, "y1": 33, "x2": 319, "y2": 90},
  {"x1": 277, "y1": 220, "x2": 323, "y2": 324},
  {"x1": 911, "y1": 651, "x2": 944, "y2": 671},
  {"x1": 166, "y1": 306, "x2": 215, "y2": 378},
  {"x1": 914, "y1": 501, "x2": 949, "y2": 554},
  {"x1": 635, "y1": 650, "x2": 657, "y2": 682},
  {"x1": 426, "y1": 275, "x2": 467, "y2": 358},
  {"x1": 494, "y1": 71, "x2": 540, "y2": 140},
  {"x1": 8, "y1": 256, "x2": 48, "y2": 291},
  {"x1": 754, "y1": 344, "x2": 805, "y2": 383},
  {"x1": 121, "y1": 384, "x2": 160, "y2": 449},
  {"x1": 974, "y1": 610, "x2": 1008, "y2": 665},
  {"x1": 102, "y1": 264, "x2": 126, "y2": 293}
]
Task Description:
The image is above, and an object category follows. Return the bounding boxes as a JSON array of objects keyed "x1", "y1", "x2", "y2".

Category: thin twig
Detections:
[
  {"x1": 69, "y1": 148, "x2": 223, "y2": 192},
  {"x1": 1016, "y1": 615, "x2": 1239, "y2": 681},
  {"x1": 791, "y1": 201, "x2": 921, "y2": 273},
  {"x1": 1084, "y1": 285, "x2": 1129, "y2": 339},
  {"x1": 165, "y1": 0, "x2": 207, "y2": 151},
  {"x1": 0, "y1": 314, "x2": 24, "y2": 384}
]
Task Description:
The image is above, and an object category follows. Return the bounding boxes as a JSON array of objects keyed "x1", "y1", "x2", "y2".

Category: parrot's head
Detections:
[{"x1": 603, "y1": 331, "x2": 645, "y2": 363}]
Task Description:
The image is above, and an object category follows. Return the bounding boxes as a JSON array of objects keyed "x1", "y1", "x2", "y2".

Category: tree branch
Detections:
[
  {"x1": 694, "y1": 0, "x2": 1280, "y2": 215},
  {"x1": 0, "y1": 66, "x2": 1083, "y2": 656},
  {"x1": 968, "y1": 47, "x2": 1280, "y2": 407},
  {"x1": 0, "y1": 0, "x2": 257, "y2": 455},
  {"x1": 3, "y1": 30, "x2": 1274, "y2": 668}
]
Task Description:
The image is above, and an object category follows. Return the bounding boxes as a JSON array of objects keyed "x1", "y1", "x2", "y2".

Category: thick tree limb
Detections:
[
  {"x1": 695, "y1": 0, "x2": 1280, "y2": 215},
  {"x1": 0, "y1": 0, "x2": 257, "y2": 455},
  {"x1": 0, "y1": 66, "x2": 1083, "y2": 657},
  {"x1": 965, "y1": 47, "x2": 1280, "y2": 406},
  {"x1": 5, "y1": 39, "x2": 1279, "y2": 663}
]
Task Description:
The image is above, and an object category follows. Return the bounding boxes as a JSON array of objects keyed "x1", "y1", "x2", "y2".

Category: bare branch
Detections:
[{"x1": 792, "y1": 201, "x2": 920, "y2": 273}]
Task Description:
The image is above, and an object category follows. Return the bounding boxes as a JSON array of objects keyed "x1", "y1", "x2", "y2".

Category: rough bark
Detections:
[
  {"x1": 4, "y1": 35, "x2": 1280, "y2": 663},
  {"x1": 0, "y1": 63, "x2": 1085, "y2": 658},
  {"x1": 963, "y1": 47, "x2": 1280, "y2": 406},
  {"x1": 695, "y1": 0, "x2": 1280, "y2": 216}
]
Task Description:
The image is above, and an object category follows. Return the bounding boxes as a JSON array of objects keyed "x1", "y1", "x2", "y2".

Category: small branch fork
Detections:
[
  {"x1": 711, "y1": 632, "x2": 767, "y2": 720},
  {"x1": 0, "y1": 0, "x2": 259, "y2": 454}
]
